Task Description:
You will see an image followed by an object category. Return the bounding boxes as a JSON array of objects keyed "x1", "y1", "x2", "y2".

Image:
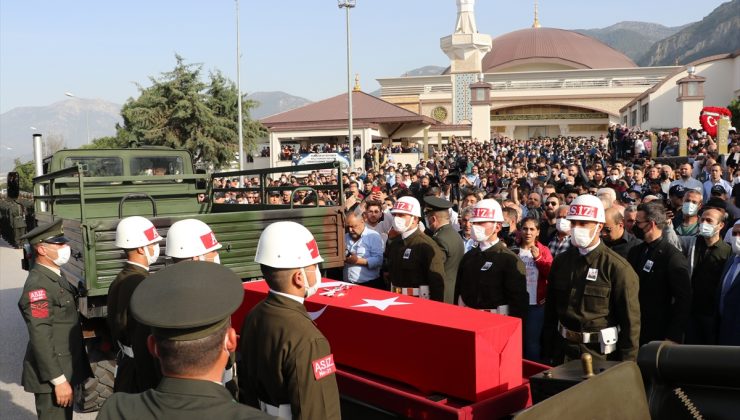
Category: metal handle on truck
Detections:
[{"x1": 118, "y1": 193, "x2": 158, "y2": 218}]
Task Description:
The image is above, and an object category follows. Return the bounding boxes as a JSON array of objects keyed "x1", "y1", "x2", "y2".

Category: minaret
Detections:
[
  {"x1": 532, "y1": 0, "x2": 541, "y2": 28},
  {"x1": 440, "y1": 0, "x2": 492, "y2": 125}
]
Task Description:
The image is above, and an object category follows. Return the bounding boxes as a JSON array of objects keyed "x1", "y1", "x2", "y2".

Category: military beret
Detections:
[
  {"x1": 131, "y1": 261, "x2": 244, "y2": 341},
  {"x1": 21, "y1": 219, "x2": 69, "y2": 245},
  {"x1": 423, "y1": 196, "x2": 452, "y2": 211}
]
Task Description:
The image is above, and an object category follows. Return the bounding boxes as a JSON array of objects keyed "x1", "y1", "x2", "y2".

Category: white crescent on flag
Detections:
[{"x1": 308, "y1": 305, "x2": 328, "y2": 321}]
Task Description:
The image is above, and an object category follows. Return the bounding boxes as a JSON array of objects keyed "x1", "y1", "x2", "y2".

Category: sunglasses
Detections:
[{"x1": 545, "y1": 201, "x2": 558, "y2": 206}]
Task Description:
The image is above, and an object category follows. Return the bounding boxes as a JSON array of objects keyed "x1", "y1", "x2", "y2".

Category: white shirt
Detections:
[
  {"x1": 518, "y1": 249, "x2": 539, "y2": 305},
  {"x1": 270, "y1": 290, "x2": 304, "y2": 304}
]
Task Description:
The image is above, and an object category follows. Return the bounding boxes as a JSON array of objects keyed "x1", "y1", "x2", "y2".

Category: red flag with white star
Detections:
[{"x1": 233, "y1": 280, "x2": 522, "y2": 402}]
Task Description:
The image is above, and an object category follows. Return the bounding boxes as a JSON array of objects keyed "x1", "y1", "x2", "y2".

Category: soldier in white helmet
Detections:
[
  {"x1": 385, "y1": 195, "x2": 446, "y2": 301},
  {"x1": 542, "y1": 194, "x2": 641, "y2": 364},
  {"x1": 163, "y1": 218, "x2": 238, "y2": 395},
  {"x1": 107, "y1": 216, "x2": 163, "y2": 392},
  {"x1": 239, "y1": 221, "x2": 340, "y2": 419},
  {"x1": 454, "y1": 199, "x2": 529, "y2": 320},
  {"x1": 165, "y1": 219, "x2": 222, "y2": 263}
]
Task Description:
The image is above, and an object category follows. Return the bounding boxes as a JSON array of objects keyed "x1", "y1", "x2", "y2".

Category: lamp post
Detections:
[
  {"x1": 235, "y1": 0, "x2": 245, "y2": 173},
  {"x1": 338, "y1": 0, "x2": 356, "y2": 170},
  {"x1": 64, "y1": 92, "x2": 90, "y2": 144}
]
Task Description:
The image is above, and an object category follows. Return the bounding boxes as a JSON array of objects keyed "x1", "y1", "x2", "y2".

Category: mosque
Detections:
[{"x1": 258, "y1": 1, "x2": 739, "y2": 169}]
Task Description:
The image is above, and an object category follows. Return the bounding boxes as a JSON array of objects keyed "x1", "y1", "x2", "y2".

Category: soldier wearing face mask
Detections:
[
  {"x1": 454, "y1": 199, "x2": 528, "y2": 320},
  {"x1": 18, "y1": 220, "x2": 92, "y2": 419},
  {"x1": 542, "y1": 194, "x2": 641, "y2": 364},
  {"x1": 385, "y1": 196, "x2": 446, "y2": 301},
  {"x1": 107, "y1": 216, "x2": 163, "y2": 393},
  {"x1": 240, "y1": 221, "x2": 340, "y2": 419}
]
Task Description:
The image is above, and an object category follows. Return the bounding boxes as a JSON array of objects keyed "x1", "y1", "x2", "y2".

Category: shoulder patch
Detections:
[
  {"x1": 31, "y1": 302, "x2": 49, "y2": 318},
  {"x1": 312, "y1": 354, "x2": 336, "y2": 380},
  {"x1": 28, "y1": 289, "x2": 47, "y2": 303}
]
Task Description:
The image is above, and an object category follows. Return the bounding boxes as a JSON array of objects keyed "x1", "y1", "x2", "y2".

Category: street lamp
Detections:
[
  {"x1": 64, "y1": 92, "x2": 91, "y2": 144},
  {"x1": 338, "y1": 0, "x2": 356, "y2": 170},
  {"x1": 235, "y1": 0, "x2": 245, "y2": 174}
]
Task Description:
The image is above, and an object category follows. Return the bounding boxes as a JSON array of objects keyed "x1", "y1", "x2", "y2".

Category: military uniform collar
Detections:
[
  {"x1": 479, "y1": 238, "x2": 501, "y2": 252},
  {"x1": 582, "y1": 241, "x2": 607, "y2": 263},
  {"x1": 36, "y1": 263, "x2": 61, "y2": 278},
  {"x1": 267, "y1": 292, "x2": 312, "y2": 320},
  {"x1": 402, "y1": 227, "x2": 420, "y2": 240},
  {"x1": 126, "y1": 261, "x2": 149, "y2": 272},
  {"x1": 269, "y1": 289, "x2": 304, "y2": 305},
  {"x1": 156, "y1": 377, "x2": 231, "y2": 398}
]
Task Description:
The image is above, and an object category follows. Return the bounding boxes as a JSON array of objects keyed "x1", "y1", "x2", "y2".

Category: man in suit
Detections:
[
  {"x1": 719, "y1": 220, "x2": 740, "y2": 345},
  {"x1": 97, "y1": 262, "x2": 271, "y2": 419},
  {"x1": 17, "y1": 220, "x2": 91, "y2": 420},
  {"x1": 424, "y1": 196, "x2": 465, "y2": 304},
  {"x1": 239, "y1": 221, "x2": 341, "y2": 419},
  {"x1": 107, "y1": 216, "x2": 162, "y2": 393},
  {"x1": 627, "y1": 201, "x2": 692, "y2": 345}
]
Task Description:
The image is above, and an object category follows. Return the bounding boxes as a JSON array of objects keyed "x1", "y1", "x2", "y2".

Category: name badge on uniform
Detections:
[
  {"x1": 480, "y1": 262, "x2": 493, "y2": 271},
  {"x1": 643, "y1": 260, "x2": 654, "y2": 272},
  {"x1": 403, "y1": 248, "x2": 412, "y2": 259},
  {"x1": 586, "y1": 268, "x2": 598, "y2": 281}
]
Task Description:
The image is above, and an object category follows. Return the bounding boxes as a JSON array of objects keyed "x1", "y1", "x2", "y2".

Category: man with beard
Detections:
[
  {"x1": 364, "y1": 200, "x2": 393, "y2": 246},
  {"x1": 539, "y1": 195, "x2": 559, "y2": 243}
]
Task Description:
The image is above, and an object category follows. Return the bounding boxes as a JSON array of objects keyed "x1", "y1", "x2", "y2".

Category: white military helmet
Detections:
[
  {"x1": 115, "y1": 216, "x2": 162, "y2": 249},
  {"x1": 390, "y1": 196, "x2": 422, "y2": 217},
  {"x1": 567, "y1": 194, "x2": 606, "y2": 223},
  {"x1": 254, "y1": 221, "x2": 324, "y2": 268},
  {"x1": 165, "y1": 219, "x2": 222, "y2": 258},
  {"x1": 470, "y1": 199, "x2": 505, "y2": 223}
]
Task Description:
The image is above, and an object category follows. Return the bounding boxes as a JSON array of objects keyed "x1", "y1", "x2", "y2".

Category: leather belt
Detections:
[{"x1": 558, "y1": 323, "x2": 600, "y2": 344}]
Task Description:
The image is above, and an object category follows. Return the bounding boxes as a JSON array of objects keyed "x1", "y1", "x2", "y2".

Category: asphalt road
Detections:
[{"x1": 0, "y1": 239, "x2": 96, "y2": 419}]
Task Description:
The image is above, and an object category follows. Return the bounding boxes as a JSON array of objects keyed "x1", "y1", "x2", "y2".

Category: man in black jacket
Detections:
[
  {"x1": 601, "y1": 207, "x2": 642, "y2": 259},
  {"x1": 627, "y1": 201, "x2": 692, "y2": 345}
]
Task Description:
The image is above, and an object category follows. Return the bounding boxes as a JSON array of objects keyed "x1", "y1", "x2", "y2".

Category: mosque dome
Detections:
[{"x1": 481, "y1": 27, "x2": 637, "y2": 73}]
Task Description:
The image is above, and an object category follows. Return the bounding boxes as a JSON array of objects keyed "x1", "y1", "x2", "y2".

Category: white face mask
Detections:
[
  {"x1": 732, "y1": 236, "x2": 740, "y2": 255},
  {"x1": 571, "y1": 226, "x2": 596, "y2": 248},
  {"x1": 682, "y1": 202, "x2": 699, "y2": 217},
  {"x1": 50, "y1": 245, "x2": 71, "y2": 266},
  {"x1": 471, "y1": 224, "x2": 492, "y2": 242},
  {"x1": 144, "y1": 243, "x2": 160, "y2": 266},
  {"x1": 555, "y1": 218, "x2": 571, "y2": 234},
  {"x1": 698, "y1": 222, "x2": 717, "y2": 238},
  {"x1": 392, "y1": 215, "x2": 410, "y2": 233},
  {"x1": 302, "y1": 265, "x2": 322, "y2": 298}
]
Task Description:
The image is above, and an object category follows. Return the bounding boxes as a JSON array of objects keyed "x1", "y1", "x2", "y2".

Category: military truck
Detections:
[{"x1": 19, "y1": 144, "x2": 346, "y2": 411}]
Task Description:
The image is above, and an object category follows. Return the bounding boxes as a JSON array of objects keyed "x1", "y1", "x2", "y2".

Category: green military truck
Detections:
[{"x1": 20, "y1": 146, "x2": 346, "y2": 411}]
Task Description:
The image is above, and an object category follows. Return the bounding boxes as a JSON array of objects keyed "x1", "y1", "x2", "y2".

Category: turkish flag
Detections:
[{"x1": 233, "y1": 280, "x2": 523, "y2": 402}]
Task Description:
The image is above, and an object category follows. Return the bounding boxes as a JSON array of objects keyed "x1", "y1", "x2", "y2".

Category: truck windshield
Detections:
[
  {"x1": 63, "y1": 157, "x2": 123, "y2": 177},
  {"x1": 131, "y1": 157, "x2": 184, "y2": 176}
]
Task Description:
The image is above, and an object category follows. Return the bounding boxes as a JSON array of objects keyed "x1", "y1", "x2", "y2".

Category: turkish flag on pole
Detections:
[{"x1": 233, "y1": 280, "x2": 523, "y2": 402}]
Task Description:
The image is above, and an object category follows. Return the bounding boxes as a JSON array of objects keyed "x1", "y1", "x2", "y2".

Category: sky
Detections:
[{"x1": 0, "y1": 0, "x2": 729, "y2": 113}]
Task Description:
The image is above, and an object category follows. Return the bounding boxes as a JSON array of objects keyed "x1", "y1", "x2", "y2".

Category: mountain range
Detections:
[{"x1": 2, "y1": 1, "x2": 737, "y2": 173}]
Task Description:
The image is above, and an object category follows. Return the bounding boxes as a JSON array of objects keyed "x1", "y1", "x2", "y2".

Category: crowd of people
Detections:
[{"x1": 17, "y1": 123, "x2": 740, "y2": 418}]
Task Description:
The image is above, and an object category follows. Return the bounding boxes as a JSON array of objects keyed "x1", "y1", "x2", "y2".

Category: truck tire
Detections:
[{"x1": 75, "y1": 351, "x2": 116, "y2": 412}]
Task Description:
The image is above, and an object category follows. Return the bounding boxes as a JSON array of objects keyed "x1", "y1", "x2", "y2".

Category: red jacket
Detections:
[{"x1": 531, "y1": 242, "x2": 553, "y2": 304}]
